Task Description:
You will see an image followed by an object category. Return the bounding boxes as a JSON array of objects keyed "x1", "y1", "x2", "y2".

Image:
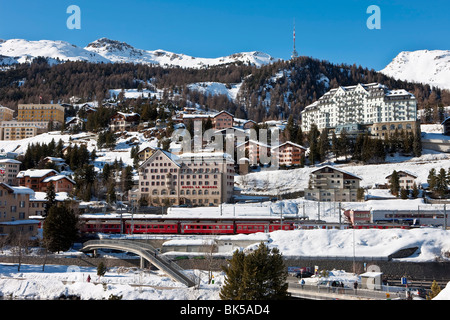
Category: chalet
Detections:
[
  {"x1": 110, "y1": 112, "x2": 140, "y2": 132},
  {"x1": 237, "y1": 140, "x2": 271, "y2": 166},
  {"x1": 271, "y1": 141, "x2": 307, "y2": 166},
  {"x1": 385, "y1": 170, "x2": 418, "y2": 189},
  {"x1": 16, "y1": 169, "x2": 75, "y2": 193},
  {"x1": 213, "y1": 111, "x2": 234, "y2": 130},
  {"x1": 137, "y1": 146, "x2": 156, "y2": 162},
  {"x1": 17, "y1": 169, "x2": 58, "y2": 191},
  {"x1": 304, "y1": 165, "x2": 362, "y2": 202},
  {"x1": 42, "y1": 175, "x2": 75, "y2": 193}
]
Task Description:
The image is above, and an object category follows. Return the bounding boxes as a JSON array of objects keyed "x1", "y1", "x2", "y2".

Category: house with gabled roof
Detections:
[
  {"x1": 271, "y1": 141, "x2": 307, "y2": 166},
  {"x1": 304, "y1": 165, "x2": 362, "y2": 202},
  {"x1": 0, "y1": 183, "x2": 39, "y2": 239}
]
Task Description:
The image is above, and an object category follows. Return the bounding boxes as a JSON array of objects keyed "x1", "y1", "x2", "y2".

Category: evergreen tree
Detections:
[
  {"x1": 220, "y1": 242, "x2": 288, "y2": 300},
  {"x1": 435, "y1": 168, "x2": 448, "y2": 197},
  {"x1": 389, "y1": 170, "x2": 400, "y2": 196},
  {"x1": 307, "y1": 124, "x2": 320, "y2": 165},
  {"x1": 400, "y1": 187, "x2": 409, "y2": 199},
  {"x1": 411, "y1": 182, "x2": 419, "y2": 198},
  {"x1": 428, "y1": 168, "x2": 437, "y2": 191},
  {"x1": 413, "y1": 126, "x2": 422, "y2": 157},
  {"x1": 44, "y1": 183, "x2": 57, "y2": 217},
  {"x1": 219, "y1": 250, "x2": 245, "y2": 300},
  {"x1": 318, "y1": 128, "x2": 329, "y2": 162},
  {"x1": 426, "y1": 280, "x2": 441, "y2": 300},
  {"x1": 42, "y1": 205, "x2": 78, "y2": 253}
]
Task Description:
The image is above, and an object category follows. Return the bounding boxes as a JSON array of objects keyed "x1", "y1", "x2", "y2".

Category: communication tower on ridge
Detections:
[{"x1": 292, "y1": 19, "x2": 298, "y2": 59}]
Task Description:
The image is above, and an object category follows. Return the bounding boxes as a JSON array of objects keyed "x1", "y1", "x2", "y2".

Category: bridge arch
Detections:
[{"x1": 81, "y1": 239, "x2": 196, "y2": 287}]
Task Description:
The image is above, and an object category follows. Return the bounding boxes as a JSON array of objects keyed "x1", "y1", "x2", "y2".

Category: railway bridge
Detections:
[{"x1": 80, "y1": 239, "x2": 196, "y2": 287}]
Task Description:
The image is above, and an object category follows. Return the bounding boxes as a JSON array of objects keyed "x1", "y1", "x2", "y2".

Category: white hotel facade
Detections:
[{"x1": 301, "y1": 83, "x2": 418, "y2": 136}]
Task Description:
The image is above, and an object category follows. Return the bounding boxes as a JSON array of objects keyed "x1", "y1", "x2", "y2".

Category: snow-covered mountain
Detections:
[
  {"x1": 0, "y1": 39, "x2": 109, "y2": 65},
  {"x1": 0, "y1": 38, "x2": 277, "y2": 68},
  {"x1": 380, "y1": 49, "x2": 450, "y2": 90}
]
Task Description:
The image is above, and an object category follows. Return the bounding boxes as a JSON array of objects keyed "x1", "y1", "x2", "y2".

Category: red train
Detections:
[
  {"x1": 79, "y1": 215, "x2": 412, "y2": 236},
  {"x1": 80, "y1": 216, "x2": 294, "y2": 235}
]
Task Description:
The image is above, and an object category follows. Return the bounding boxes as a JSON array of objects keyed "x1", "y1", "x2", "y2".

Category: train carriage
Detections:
[
  {"x1": 125, "y1": 220, "x2": 179, "y2": 234},
  {"x1": 81, "y1": 219, "x2": 122, "y2": 234},
  {"x1": 180, "y1": 222, "x2": 235, "y2": 234}
]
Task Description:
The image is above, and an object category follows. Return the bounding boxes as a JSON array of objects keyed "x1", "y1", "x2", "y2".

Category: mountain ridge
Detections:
[
  {"x1": 0, "y1": 37, "x2": 277, "y2": 68},
  {"x1": 379, "y1": 49, "x2": 450, "y2": 90}
]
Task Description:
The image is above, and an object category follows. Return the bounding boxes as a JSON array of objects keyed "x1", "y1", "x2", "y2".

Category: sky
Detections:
[{"x1": 0, "y1": 0, "x2": 449, "y2": 70}]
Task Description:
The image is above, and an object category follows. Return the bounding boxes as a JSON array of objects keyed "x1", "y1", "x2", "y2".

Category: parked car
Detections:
[{"x1": 409, "y1": 287, "x2": 427, "y2": 298}]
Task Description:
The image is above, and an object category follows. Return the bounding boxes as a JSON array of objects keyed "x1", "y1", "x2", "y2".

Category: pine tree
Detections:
[
  {"x1": 413, "y1": 126, "x2": 422, "y2": 157},
  {"x1": 389, "y1": 170, "x2": 400, "y2": 196},
  {"x1": 400, "y1": 187, "x2": 408, "y2": 199},
  {"x1": 435, "y1": 168, "x2": 448, "y2": 197},
  {"x1": 411, "y1": 182, "x2": 419, "y2": 198},
  {"x1": 219, "y1": 249, "x2": 245, "y2": 300},
  {"x1": 427, "y1": 168, "x2": 437, "y2": 191},
  {"x1": 426, "y1": 280, "x2": 441, "y2": 300},
  {"x1": 220, "y1": 242, "x2": 288, "y2": 300},
  {"x1": 44, "y1": 183, "x2": 56, "y2": 217},
  {"x1": 43, "y1": 205, "x2": 78, "y2": 253}
]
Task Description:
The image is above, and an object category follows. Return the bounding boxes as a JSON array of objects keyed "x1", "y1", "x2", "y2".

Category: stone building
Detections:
[{"x1": 138, "y1": 149, "x2": 235, "y2": 206}]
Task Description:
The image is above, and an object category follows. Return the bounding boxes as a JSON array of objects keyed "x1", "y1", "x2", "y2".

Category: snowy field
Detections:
[{"x1": 1, "y1": 226, "x2": 450, "y2": 300}]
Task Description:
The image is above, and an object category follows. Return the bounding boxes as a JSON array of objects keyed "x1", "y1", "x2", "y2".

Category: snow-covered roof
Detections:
[
  {"x1": 271, "y1": 141, "x2": 307, "y2": 150},
  {"x1": 0, "y1": 158, "x2": 21, "y2": 164},
  {"x1": 311, "y1": 165, "x2": 362, "y2": 180},
  {"x1": 17, "y1": 169, "x2": 58, "y2": 178},
  {"x1": 42, "y1": 175, "x2": 76, "y2": 184}
]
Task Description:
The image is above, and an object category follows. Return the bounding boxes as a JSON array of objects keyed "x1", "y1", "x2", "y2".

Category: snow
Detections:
[
  {"x1": 0, "y1": 39, "x2": 109, "y2": 65},
  {"x1": 187, "y1": 82, "x2": 243, "y2": 101},
  {"x1": 380, "y1": 49, "x2": 450, "y2": 90},
  {"x1": 1, "y1": 126, "x2": 450, "y2": 299},
  {"x1": 0, "y1": 37, "x2": 277, "y2": 69},
  {"x1": 1, "y1": 226, "x2": 449, "y2": 300},
  {"x1": 0, "y1": 262, "x2": 222, "y2": 300}
]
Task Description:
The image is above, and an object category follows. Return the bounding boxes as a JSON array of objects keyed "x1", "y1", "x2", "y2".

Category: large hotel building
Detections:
[
  {"x1": 300, "y1": 83, "x2": 418, "y2": 136},
  {"x1": 138, "y1": 149, "x2": 235, "y2": 206}
]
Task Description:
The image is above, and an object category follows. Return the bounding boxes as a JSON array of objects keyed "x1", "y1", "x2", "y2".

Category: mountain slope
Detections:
[
  {"x1": 84, "y1": 38, "x2": 277, "y2": 68},
  {"x1": 0, "y1": 39, "x2": 109, "y2": 65},
  {"x1": 0, "y1": 38, "x2": 277, "y2": 68},
  {"x1": 380, "y1": 50, "x2": 450, "y2": 90}
]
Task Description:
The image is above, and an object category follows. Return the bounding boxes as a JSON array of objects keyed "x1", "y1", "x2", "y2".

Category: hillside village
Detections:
[{"x1": 0, "y1": 76, "x2": 450, "y2": 243}]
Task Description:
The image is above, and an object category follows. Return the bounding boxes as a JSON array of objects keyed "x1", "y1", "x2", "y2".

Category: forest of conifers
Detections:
[{"x1": 0, "y1": 56, "x2": 448, "y2": 123}]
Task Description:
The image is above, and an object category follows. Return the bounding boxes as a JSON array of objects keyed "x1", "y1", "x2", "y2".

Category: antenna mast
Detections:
[{"x1": 292, "y1": 19, "x2": 298, "y2": 59}]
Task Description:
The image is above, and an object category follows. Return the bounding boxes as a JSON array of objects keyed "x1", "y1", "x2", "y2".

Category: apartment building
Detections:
[
  {"x1": 271, "y1": 141, "x2": 307, "y2": 166},
  {"x1": 18, "y1": 103, "x2": 65, "y2": 125},
  {"x1": 175, "y1": 110, "x2": 235, "y2": 131},
  {"x1": 109, "y1": 112, "x2": 140, "y2": 132},
  {"x1": 0, "y1": 158, "x2": 21, "y2": 185},
  {"x1": 0, "y1": 123, "x2": 38, "y2": 140},
  {"x1": 138, "y1": 149, "x2": 234, "y2": 206},
  {"x1": 304, "y1": 165, "x2": 362, "y2": 202},
  {"x1": 301, "y1": 83, "x2": 418, "y2": 136},
  {"x1": 0, "y1": 106, "x2": 14, "y2": 121},
  {"x1": 237, "y1": 140, "x2": 271, "y2": 166},
  {"x1": 0, "y1": 183, "x2": 39, "y2": 238},
  {"x1": 16, "y1": 169, "x2": 75, "y2": 193}
]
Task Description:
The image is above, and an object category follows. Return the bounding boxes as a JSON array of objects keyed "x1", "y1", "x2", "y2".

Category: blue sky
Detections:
[{"x1": 0, "y1": 0, "x2": 449, "y2": 70}]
